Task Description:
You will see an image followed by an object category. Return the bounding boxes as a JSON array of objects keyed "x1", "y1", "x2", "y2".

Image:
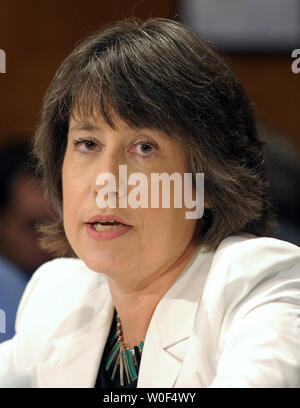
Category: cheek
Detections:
[
  {"x1": 62, "y1": 183, "x2": 74, "y2": 220},
  {"x1": 62, "y1": 162, "x2": 71, "y2": 214},
  {"x1": 168, "y1": 206, "x2": 197, "y2": 242},
  {"x1": 62, "y1": 158, "x2": 80, "y2": 229},
  {"x1": 143, "y1": 206, "x2": 194, "y2": 240},
  {"x1": 62, "y1": 154, "x2": 81, "y2": 205}
]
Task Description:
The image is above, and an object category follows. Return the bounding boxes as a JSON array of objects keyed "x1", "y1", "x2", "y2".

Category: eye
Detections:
[
  {"x1": 73, "y1": 138, "x2": 98, "y2": 153},
  {"x1": 133, "y1": 139, "x2": 157, "y2": 158}
]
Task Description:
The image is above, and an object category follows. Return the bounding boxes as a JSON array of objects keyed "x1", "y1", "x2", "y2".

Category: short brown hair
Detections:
[{"x1": 32, "y1": 17, "x2": 274, "y2": 257}]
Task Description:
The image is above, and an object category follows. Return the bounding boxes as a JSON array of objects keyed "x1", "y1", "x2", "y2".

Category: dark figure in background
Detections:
[
  {"x1": 0, "y1": 141, "x2": 54, "y2": 342},
  {"x1": 263, "y1": 124, "x2": 300, "y2": 247}
]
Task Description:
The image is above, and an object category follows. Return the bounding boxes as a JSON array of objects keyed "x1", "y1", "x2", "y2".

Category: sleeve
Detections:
[{"x1": 207, "y1": 237, "x2": 300, "y2": 388}]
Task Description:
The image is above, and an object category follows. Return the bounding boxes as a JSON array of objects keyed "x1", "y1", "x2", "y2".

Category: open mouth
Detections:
[{"x1": 89, "y1": 221, "x2": 129, "y2": 232}]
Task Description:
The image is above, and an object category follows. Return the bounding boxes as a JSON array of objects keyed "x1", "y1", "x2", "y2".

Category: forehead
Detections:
[{"x1": 68, "y1": 109, "x2": 172, "y2": 142}]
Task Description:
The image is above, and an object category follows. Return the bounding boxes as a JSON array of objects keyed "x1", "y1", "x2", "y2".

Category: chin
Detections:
[{"x1": 80, "y1": 248, "x2": 127, "y2": 275}]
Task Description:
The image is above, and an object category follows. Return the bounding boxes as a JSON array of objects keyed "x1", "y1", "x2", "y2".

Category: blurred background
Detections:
[{"x1": 0, "y1": 0, "x2": 299, "y2": 341}]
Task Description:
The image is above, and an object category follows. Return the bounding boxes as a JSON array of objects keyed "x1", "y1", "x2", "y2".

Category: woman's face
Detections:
[{"x1": 62, "y1": 111, "x2": 198, "y2": 288}]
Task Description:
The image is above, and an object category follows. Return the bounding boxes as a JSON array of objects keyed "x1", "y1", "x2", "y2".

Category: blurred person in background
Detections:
[
  {"x1": 0, "y1": 141, "x2": 54, "y2": 342},
  {"x1": 262, "y1": 123, "x2": 300, "y2": 247}
]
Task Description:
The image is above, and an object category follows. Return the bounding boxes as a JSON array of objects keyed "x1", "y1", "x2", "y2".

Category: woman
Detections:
[{"x1": 0, "y1": 18, "x2": 300, "y2": 388}]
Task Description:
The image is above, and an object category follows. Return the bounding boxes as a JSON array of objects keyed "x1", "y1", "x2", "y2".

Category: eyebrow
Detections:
[
  {"x1": 68, "y1": 121, "x2": 170, "y2": 141},
  {"x1": 68, "y1": 122, "x2": 101, "y2": 132}
]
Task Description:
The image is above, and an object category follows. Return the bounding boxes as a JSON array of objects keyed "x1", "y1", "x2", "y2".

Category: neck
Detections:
[{"x1": 107, "y1": 241, "x2": 198, "y2": 349}]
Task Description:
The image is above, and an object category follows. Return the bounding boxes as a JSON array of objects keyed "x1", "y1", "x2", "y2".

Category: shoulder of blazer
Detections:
[
  {"x1": 15, "y1": 257, "x2": 109, "y2": 335},
  {"x1": 211, "y1": 234, "x2": 300, "y2": 285},
  {"x1": 200, "y1": 234, "x2": 300, "y2": 334}
]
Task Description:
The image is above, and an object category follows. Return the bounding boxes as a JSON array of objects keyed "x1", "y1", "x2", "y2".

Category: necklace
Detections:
[{"x1": 105, "y1": 311, "x2": 144, "y2": 386}]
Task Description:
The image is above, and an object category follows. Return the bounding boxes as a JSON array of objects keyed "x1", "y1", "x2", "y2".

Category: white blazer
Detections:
[{"x1": 1, "y1": 233, "x2": 300, "y2": 388}]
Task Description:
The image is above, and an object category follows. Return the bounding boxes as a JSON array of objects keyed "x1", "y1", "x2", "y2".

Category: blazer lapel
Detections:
[
  {"x1": 138, "y1": 245, "x2": 214, "y2": 388},
  {"x1": 175, "y1": 298, "x2": 217, "y2": 387}
]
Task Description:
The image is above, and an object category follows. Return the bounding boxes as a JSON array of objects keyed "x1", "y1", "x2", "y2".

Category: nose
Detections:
[{"x1": 93, "y1": 149, "x2": 127, "y2": 207}]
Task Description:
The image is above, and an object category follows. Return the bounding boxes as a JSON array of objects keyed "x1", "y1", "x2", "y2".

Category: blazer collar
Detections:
[
  {"x1": 138, "y1": 245, "x2": 214, "y2": 387},
  {"x1": 33, "y1": 245, "x2": 214, "y2": 388}
]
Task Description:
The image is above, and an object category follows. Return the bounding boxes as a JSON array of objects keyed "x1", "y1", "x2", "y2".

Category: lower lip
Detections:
[{"x1": 86, "y1": 223, "x2": 133, "y2": 241}]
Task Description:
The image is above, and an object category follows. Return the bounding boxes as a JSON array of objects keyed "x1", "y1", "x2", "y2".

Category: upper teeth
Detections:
[
  {"x1": 93, "y1": 223, "x2": 121, "y2": 232},
  {"x1": 98, "y1": 219, "x2": 117, "y2": 223}
]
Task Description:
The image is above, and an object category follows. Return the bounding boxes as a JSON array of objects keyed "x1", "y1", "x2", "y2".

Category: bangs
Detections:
[
  {"x1": 69, "y1": 73, "x2": 117, "y2": 129},
  {"x1": 54, "y1": 40, "x2": 188, "y2": 139}
]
